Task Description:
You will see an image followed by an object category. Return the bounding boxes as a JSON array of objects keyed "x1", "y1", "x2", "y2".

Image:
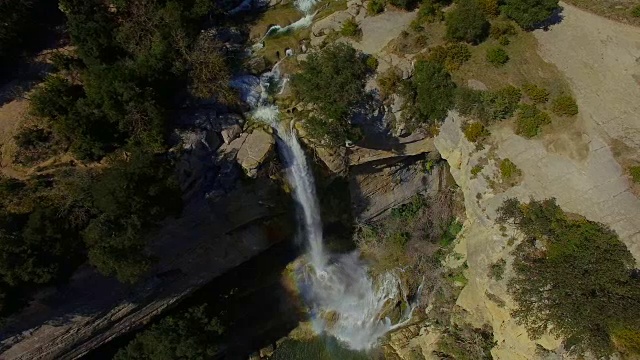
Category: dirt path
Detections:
[{"x1": 534, "y1": 2, "x2": 640, "y2": 159}]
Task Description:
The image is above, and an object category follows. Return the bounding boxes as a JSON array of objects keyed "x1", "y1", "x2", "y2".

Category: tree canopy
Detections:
[
  {"x1": 114, "y1": 304, "x2": 224, "y2": 360},
  {"x1": 445, "y1": 0, "x2": 490, "y2": 44},
  {"x1": 499, "y1": 198, "x2": 640, "y2": 356},
  {"x1": 401, "y1": 60, "x2": 456, "y2": 126},
  {"x1": 501, "y1": 0, "x2": 559, "y2": 30},
  {"x1": 291, "y1": 43, "x2": 370, "y2": 146}
]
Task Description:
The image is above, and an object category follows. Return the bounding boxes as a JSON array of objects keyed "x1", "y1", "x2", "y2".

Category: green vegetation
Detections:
[
  {"x1": 0, "y1": 0, "x2": 238, "y2": 319},
  {"x1": 84, "y1": 152, "x2": 182, "y2": 283},
  {"x1": 366, "y1": 56, "x2": 379, "y2": 71},
  {"x1": 633, "y1": 5, "x2": 640, "y2": 17},
  {"x1": 271, "y1": 336, "x2": 370, "y2": 360},
  {"x1": 400, "y1": 60, "x2": 456, "y2": 127},
  {"x1": 436, "y1": 323, "x2": 496, "y2": 359},
  {"x1": 499, "y1": 158, "x2": 521, "y2": 181},
  {"x1": 377, "y1": 67, "x2": 403, "y2": 100},
  {"x1": 367, "y1": 0, "x2": 385, "y2": 15},
  {"x1": 340, "y1": 17, "x2": 360, "y2": 38},
  {"x1": 489, "y1": 259, "x2": 506, "y2": 280},
  {"x1": 463, "y1": 122, "x2": 490, "y2": 143},
  {"x1": 114, "y1": 304, "x2": 223, "y2": 360},
  {"x1": 391, "y1": 195, "x2": 428, "y2": 220},
  {"x1": 486, "y1": 46, "x2": 509, "y2": 66},
  {"x1": 0, "y1": 0, "x2": 62, "y2": 73},
  {"x1": 471, "y1": 164, "x2": 484, "y2": 178},
  {"x1": 445, "y1": 0, "x2": 490, "y2": 44},
  {"x1": 522, "y1": 83, "x2": 549, "y2": 104},
  {"x1": 456, "y1": 85, "x2": 522, "y2": 124},
  {"x1": 551, "y1": 95, "x2": 579, "y2": 116},
  {"x1": 489, "y1": 21, "x2": 517, "y2": 39},
  {"x1": 515, "y1": 104, "x2": 550, "y2": 138},
  {"x1": 388, "y1": 0, "x2": 419, "y2": 10},
  {"x1": 502, "y1": 0, "x2": 560, "y2": 30},
  {"x1": 478, "y1": 0, "x2": 499, "y2": 16},
  {"x1": 629, "y1": 166, "x2": 640, "y2": 184},
  {"x1": 498, "y1": 198, "x2": 640, "y2": 356},
  {"x1": 291, "y1": 43, "x2": 369, "y2": 146},
  {"x1": 427, "y1": 43, "x2": 472, "y2": 71}
]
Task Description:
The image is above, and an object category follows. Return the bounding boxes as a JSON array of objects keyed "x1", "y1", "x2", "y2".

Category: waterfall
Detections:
[{"x1": 250, "y1": 64, "x2": 415, "y2": 351}]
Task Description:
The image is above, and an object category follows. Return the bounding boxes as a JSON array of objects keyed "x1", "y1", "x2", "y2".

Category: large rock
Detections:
[
  {"x1": 350, "y1": 155, "x2": 441, "y2": 221},
  {"x1": 236, "y1": 129, "x2": 275, "y2": 177},
  {"x1": 348, "y1": 136, "x2": 435, "y2": 166}
]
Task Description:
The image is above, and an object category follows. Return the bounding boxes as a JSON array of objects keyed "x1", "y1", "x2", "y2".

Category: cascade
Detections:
[{"x1": 250, "y1": 60, "x2": 415, "y2": 352}]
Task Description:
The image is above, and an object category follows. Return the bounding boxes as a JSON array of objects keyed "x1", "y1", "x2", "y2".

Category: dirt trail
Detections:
[{"x1": 534, "y1": 2, "x2": 640, "y2": 159}]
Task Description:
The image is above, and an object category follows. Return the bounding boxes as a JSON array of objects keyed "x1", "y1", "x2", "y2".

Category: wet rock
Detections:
[
  {"x1": 230, "y1": 75, "x2": 262, "y2": 108},
  {"x1": 247, "y1": 56, "x2": 268, "y2": 74}
]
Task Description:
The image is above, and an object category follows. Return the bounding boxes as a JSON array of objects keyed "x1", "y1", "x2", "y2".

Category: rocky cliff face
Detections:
[{"x1": 388, "y1": 109, "x2": 640, "y2": 360}]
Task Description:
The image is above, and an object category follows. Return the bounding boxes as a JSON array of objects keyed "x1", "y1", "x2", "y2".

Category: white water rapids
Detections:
[{"x1": 248, "y1": 63, "x2": 415, "y2": 351}]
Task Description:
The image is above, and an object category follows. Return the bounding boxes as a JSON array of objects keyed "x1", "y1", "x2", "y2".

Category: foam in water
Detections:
[
  {"x1": 295, "y1": 0, "x2": 319, "y2": 13},
  {"x1": 251, "y1": 62, "x2": 414, "y2": 351}
]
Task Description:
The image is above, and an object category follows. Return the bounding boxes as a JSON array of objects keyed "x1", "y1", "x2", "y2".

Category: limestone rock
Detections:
[
  {"x1": 315, "y1": 145, "x2": 348, "y2": 174},
  {"x1": 221, "y1": 124, "x2": 242, "y2": 145},
  {"x1": 312, "y1": 11, "x2": 352, "y2": 36},
  {"x1": 236, "y1": 129, "x2": 275, "y2": 177},
  {"x1": 348, "y1": 136, "x2": 435, "y2": 166}
]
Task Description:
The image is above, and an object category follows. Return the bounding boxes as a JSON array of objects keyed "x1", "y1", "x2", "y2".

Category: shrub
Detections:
[
  {"x1": 630, "y1": 166, "x2": 640, "y2": 184},
  {"x1": 456, "y1": 85, "x2": 521, "y2": 123},
  {"x1": 486, "y1": 46, "x2": 509, "y2": 66},
  {"x1": 114, "y1": 304, "x2": 223, "y2": 360},
  {"x1": 437, "y1": 323, "x2": 496, "y2": 359},
  {"x1": 446, "y1": 0, "x2": 490, "y2": 44},
  {"x1": 515, "y1": 104, "x2": 550, "y2": 138},
  {"x1": 502, "y1": 0, "x2": 560, "y2": 30},
  {"x1": 522, "y1": 83, "x2": 549, "y2": 103},
  {"x1": 341, "y1": 17, "x2": 360, "y2": 37},
  {"x1": 499, "y1": 36, "x2": 510, "y2": 46},
  {"x1": 13, "y1": 126, "x2": 60, "y2": 165},
  {"x1": 388, "y1": 0, "x2": 418, "y2": 10},
  {"x1": 463, "y1": 122, "x2": 489, "y2": 142},
  {"x1": 633, "y1": 5, "x2": 640, "y2": 17},
  {"x1": 390, "y1": 195, "x2": 427, "y2": 220},
  {"x1": 489, "y1": 259, "x2": 506, "y2": 280},
  {"x1": 377, "y1": 67, "x2": 403, "y2": 99},
  {"x1": 471, "y1": 164, "x2": 484, "y2": 178},
  {"x1": 478, "y1": 0, "x2": 499, "y2": 16},
  {"x1": 498, "y1": 198, "x2": 640, "y2": 356},
  {"x1": 368, "y1": 0, "x2": 385, "y2": 15},
  {"x1": 366, "y1": 56, "x2": 379, "y2": 71},
  {"x1": 551, "y1": 95, "x2": 578, "y2": 116},
  {"x1": 428, "y1": 43, "x2": 471, "y2": 71},
  {"x1": 499, "y1": 158, "x2": 521, "y2": 180},
  {"x1": 400, "y1": 60, "x2": 456, "y2": 126},
  {"x1": 490, "y1": 21, "x2": 517, "y2": 39}
]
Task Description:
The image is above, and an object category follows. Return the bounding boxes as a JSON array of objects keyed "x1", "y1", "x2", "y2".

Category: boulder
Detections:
[
  {"x1": 221, "y1": 124, "x2": 242, "y2": 145},
  {"x1": 348, "y1": 136, "x2": 436, "y2": 166},
  {"x1": 236, "y1": 129, "x2": 275, "y2": 177},
  {"x1": 311, "y1": 12, "x2": 353, "y2": 36}
]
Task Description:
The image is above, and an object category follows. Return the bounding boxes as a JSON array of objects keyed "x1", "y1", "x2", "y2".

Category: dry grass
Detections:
[
  {"x1": 562, "y1": 0, "x2": 640, "y2": 26},
  {"x1": 454, "y1": 31, "x2": 570, "y2": 96}
]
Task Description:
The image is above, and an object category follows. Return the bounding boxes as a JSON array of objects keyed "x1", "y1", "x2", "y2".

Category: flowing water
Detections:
[{"x1": 251, "y1": 64, "x2": 415, "y2": 351}]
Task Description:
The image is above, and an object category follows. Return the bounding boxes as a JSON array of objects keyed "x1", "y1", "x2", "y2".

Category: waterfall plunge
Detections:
[{"x1": 251, "y1": 65, "x2": 414, "y2": 352}]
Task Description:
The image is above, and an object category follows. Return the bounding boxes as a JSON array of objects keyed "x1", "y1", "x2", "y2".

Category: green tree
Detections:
[
  {"x1": 501, "y1": 0, "x2": 559, "y2": 30},
  {"x1": 84, "y1": 152, "x2": 182, "y2": 283},
  {"x1": 401, "y1": 60, "x2": 456, "y2": 126},
  {"x1": 445, "y1": 0, "x2": 490, "y2": 44},
  {"x1": 115, "y1": 305, "x2": 224, "y2": 360},
  {"x1": 498, "y1": 198, "x2": 640, "y2": 356},
  {"x1": 291, "y1": 43, "x2": 369, "y2": 145},
  {"x1": 515, "y1": 103, "x2": 550, "y2": 138},
  {"x1": 486, "y1": 46, "x2": 509, "y2": 66}
]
